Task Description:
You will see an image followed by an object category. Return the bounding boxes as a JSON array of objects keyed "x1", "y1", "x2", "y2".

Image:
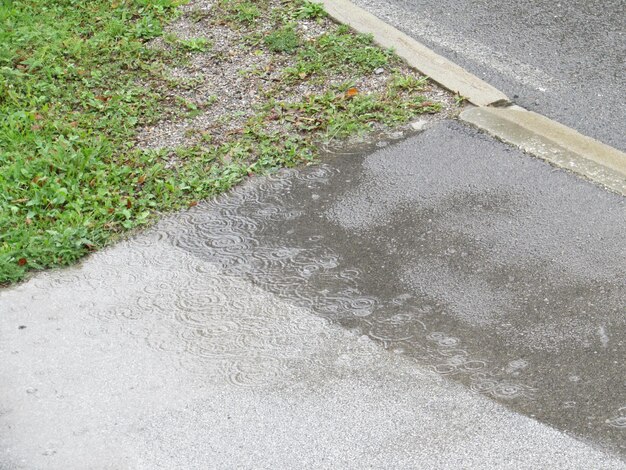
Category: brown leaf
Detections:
[
  {"x1": 345, "y1": 87, "x2": 359, "y2": 98},
  {"x1": 95, "y1": 95, "x2": 109, "y2": 102},
  {"x1": 298, "y1": 72, "x2": 307, "y2": 80},
  {"x1": 137, "y1": 175, "x2": 145, "y2": 185},
  {"x1": 25, "y1": 218, "x2": 32, "y2": 225},
  {"x1": 188, "y1": 201, "x2": 198, "y2": 207},
  {"x1": 17, "y1": 258, "x2": 27, "y2": 266},
  {"x1": 126, "y1": 198, "x2": 132, "y2": 209},
  {"x1": 107, "y1": 208, "x2": 115, "y2": 214}
]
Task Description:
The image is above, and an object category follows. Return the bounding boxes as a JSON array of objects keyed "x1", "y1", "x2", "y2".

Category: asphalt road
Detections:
[
  {"x1": 351, "y1": 0, "x2": 626, "y2": 152},
  {"x1": 2, "y1": 122, "x2": 625, "y2": 467}
]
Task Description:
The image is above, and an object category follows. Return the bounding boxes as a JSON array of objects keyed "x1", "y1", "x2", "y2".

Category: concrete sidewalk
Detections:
[{"x1": 1, "y1": 121, "x2": 625, "y2": 468}]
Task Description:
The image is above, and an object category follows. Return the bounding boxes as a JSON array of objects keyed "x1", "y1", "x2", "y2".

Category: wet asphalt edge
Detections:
[{"x1": 320, "y1": 0, "x2": 626, "y2": 196}]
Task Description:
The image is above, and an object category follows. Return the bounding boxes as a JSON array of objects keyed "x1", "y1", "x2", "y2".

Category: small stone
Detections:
[
  {"x1": 374, "y1": 67, "x2": 385, "y2": 75},
  {"x1": 410, "y1": 119, "x2": 428, "y2": 131}
]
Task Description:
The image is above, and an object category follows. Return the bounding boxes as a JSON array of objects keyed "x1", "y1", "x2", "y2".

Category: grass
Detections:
[
  {"x1": 217, "y1": 0, "x2": 262, "y2": 26},
  {"x1": 283, "y1": 26, "x2": 392, "y2": 82},
  {"x1": 165, "y1": 34, "x2": 212, "y2": 52},
  {"x1": 0, "y1": 0, "x2": 448, "y2": 285},
  {"x1": 264, "y1": 26, "x2": 300, "y2": 53}
]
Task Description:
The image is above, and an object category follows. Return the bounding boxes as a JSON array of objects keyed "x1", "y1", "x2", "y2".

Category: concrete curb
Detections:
[
  {"x1": 460, "y1": 107, "x2": 626, "y2": 195},
  {"x1": 321, "y1": 0, "x2": 626, "y2": 195},
  {"x1": 319, "y1": 0, "x2": 509, "y2": 107}
]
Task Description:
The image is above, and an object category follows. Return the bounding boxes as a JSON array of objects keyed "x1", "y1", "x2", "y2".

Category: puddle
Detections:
[{"x1": 148, "y1": 122, "x2": 625, "y2": 455}]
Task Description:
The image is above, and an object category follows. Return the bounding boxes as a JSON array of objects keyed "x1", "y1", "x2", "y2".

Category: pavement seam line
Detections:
[{"x1": 321, "y1": 0, "x2": 626, "y2": 195}]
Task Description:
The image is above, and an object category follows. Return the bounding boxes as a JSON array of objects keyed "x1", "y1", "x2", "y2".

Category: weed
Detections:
[
  {"x1": 455, "y1": 93, "x2": 468, "y2": 105},
  {"x1": 178, "y1": 37, "x2": 211, "y2": 52},
  {"x1": 284, "y1": 28, "x2": 392, "y2": 80},
  {"x1": 219, "y1": 0, "x2": 262, "y2": 26},
  {"x1": 165, "y1": 34, "x2": 212, "y2": 52},
  {"x1": 390, "y1": 74, "x2": 428, "y2": 91},
  {"x1": 264, "y1": 26, "x2": 300, "y2": 53},
  {"x1": 295, "y1": 1, "x2": 327, "y2": 19}
]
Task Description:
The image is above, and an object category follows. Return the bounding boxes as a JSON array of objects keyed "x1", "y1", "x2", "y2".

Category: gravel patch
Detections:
[{"x1": 136, "y1": 0, "x2": 458, "y2": 151}]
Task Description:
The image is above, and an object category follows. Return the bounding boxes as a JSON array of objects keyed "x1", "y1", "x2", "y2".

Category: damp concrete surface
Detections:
[{"x1": 1, "y1": 121, "x2": 625, "y2": 468}]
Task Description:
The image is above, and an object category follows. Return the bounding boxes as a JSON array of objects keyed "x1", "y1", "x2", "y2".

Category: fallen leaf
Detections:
[
  {"x1": 345, "y1": 87, "x2": 359, "y2": 98},
  {"x1": 32, "y1": 176, "x2": 46, "y2": 186},
  {"x1": 137, "y1": 175, "x2": 145, "y2": 184},
  {"x1": 189, "y1": 201, "x2": 198, "y2": 207},
  {"x1": 17, "y1": 258, "x2": 27, "y2": 266},
  {"x1": 298, "y1": 72, "x2": 307, "y2": 79},
  {"x1": 25, "y1": 218, "x2": 32, "y2": 225},
  {"x1": 126, "y1": 198, "x2": 132, "y2": 209}
]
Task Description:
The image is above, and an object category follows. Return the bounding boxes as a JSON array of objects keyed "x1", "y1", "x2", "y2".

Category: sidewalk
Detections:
[{"x1": 2, "y1": 120, "x2": 625, "y2": 468}]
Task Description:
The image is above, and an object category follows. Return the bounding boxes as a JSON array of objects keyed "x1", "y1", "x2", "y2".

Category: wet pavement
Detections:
[{"x1": 1, "y1": 121, "x2": 625, "y2": 468}]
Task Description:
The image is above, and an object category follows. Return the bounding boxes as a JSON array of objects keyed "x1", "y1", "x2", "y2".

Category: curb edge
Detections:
[
  {"x1": 321, "y1": 0, "x2": 626, "y2": 195},
  {"x1": 319, "y1": 0, "x2": 510, "y2": 107},
  {"x1": 460, "y1": 107, "x2": 626, "y2": 195}
]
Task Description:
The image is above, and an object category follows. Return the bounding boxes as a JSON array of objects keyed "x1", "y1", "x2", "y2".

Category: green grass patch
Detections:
[
  {"x1": 0, "y1": 0, "x2": 187, "y2": 283},
  {"x1": 283, "y1": 26, "x2": 393, "y2": 81},
  {"x1": 264, "y1": 26, "x2": 300, "y2": 53},
  {"x1": 0, "y1": 0, "x2": 447, "y2": 285},
  {"x1": 216, "y1": 0, "x2": 264, "y2": 27},
  {"x1": 295, "y1": 1, "x2": 327, "y2": 20},
  {"x1": 266, "y1": 85, "x2": 441, "y2": 140},
  {"x1": 165, "y1": 34, "x2": 212, "y2": 52}
]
